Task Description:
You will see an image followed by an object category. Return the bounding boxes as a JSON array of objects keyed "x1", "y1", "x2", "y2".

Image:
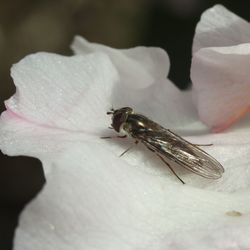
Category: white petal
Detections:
[
  {"x1": 71, "y1": 36, "x2": 170, "y2": 89},
  {"x1": 14, "y1": 142, "x2": 250, "y2": 250},
  {"x1": 0, "y1": 111, "x2": 94, "y2": 174},
  {"x1": 193, "y1": 5, "x2": 250, "y2": 53},
  {"x1": 5, "y1": 52, "x2": 119, "y2": 131},
  {"x1": 0, "y1": 48, "x2": 201, "y2": 173},
  {"x1": 191, "y1": 43, "x2": 250, "y2": 132},
  {"x1": 147, "y1": 223, "x2": 250, "y2": 250},
  {"x1": 71, "y1": 38, "x2": 205, "y2": 132}
]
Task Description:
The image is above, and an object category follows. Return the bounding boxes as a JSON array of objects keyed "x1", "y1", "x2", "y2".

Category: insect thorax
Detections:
[{"x1": 122, "y1": 114, "x2": 148, "y2": 135}]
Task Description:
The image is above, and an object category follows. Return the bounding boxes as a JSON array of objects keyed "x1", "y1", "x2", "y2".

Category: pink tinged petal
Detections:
[
  {"x1": 193, "y1": 5, "x2": 250, "y2": 53},
  {"x1": 192, "y1": 5, "x2": 250, "y2": 131},
  {"x1": 71, "y1": 36, "x2": 170, "y2": 89},
  {"x1": 5, "y1": 52, "x2": 119, "y2": 132},
  {"x1": 191, "y1": 43, "x2": 250, "y2": 132},
  {"x1": 0, "y1": 110, "x2": 95, "y2": 170}
]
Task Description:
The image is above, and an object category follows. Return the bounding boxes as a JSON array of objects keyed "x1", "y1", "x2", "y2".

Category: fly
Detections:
[{"x1": 102, "y1": 107, "x2": 224, "y2": 184}]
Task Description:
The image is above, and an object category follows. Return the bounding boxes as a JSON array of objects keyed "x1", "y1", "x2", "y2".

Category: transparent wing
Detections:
[{"x1": 136, "y1": 129, "x2": 224, "y2": 179}]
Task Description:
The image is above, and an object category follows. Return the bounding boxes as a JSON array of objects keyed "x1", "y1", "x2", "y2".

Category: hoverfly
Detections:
[{"x1": 102, "y1": 107, "x2": 224, "y2": 184}]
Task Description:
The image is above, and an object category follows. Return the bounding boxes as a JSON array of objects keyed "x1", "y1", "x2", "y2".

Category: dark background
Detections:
[{"x1": 0, "y1": 1, "x2": 249, "y2": 249}]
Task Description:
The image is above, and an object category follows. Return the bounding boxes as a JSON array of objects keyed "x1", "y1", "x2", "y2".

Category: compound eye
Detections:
[
  {"x1": 120, "y1": 107, "x2": 132, "y2": 113},
  {"x1": 112, "y1": 112, "x2": 126, "y2": 132}
]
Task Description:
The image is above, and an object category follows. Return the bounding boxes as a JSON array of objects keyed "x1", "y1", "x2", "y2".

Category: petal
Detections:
[
  {"x1": 2, "y1": 44, "x2": 203, "y2": 143},
  {"x1": 13, "y1": 141, "x2": 250, "y2": 250},
  {"x1": 148, "y1": 223, "x2": 250, "y2": 250},
  {"x1": 0, "y1": 44, "x2": 202, "y2": 175},
  {"x1": 191, "y1": 43, "x2": 250, "y2": 132},
  {"x1": 71, "y1": 37, "x2": 206, "y2": 132},
  {"x1": 192, "y1": 5, "x2": 250, "y2": 53},
  {"x1": 5, "y1": 52, "x2": 119, "y2": 131},
  {"x1": 0, "y1": 111, "x2": 94, "y2": 172},
  {"x1": 71, "y1": 36, "x2": 170, "y2": 89}
]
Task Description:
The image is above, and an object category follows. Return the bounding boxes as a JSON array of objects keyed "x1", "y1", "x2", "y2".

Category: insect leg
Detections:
[
  {"x1": 156, "y1": 154, "x2": 185, "y2": 184},
  {"x1": 100, "y1": 135, "x2": 127, "y2": 139},
  {"x1": 141, "y1": 142, "x2": 185, "y2": 184},
  {"x1": 120, "y1": 140, "x2": 139, "y2": 157},
  {"x1": 192, "y1": 143, "x2": 213, "y2": 146}
]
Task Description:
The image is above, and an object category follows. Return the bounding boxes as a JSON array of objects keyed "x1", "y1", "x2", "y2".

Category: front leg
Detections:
[
  {"x1": 141, "y1": 141, "x2": 185, "y2": 184},
  {"x1": 100, "y1": 135, "x2": 127, "y2": 139},
  {"x1": 119, "y1": 140, "x2": 139, "y2": 157},
  {"x1": 192, "y1": 143, "x2": 213, "y2": 147}
]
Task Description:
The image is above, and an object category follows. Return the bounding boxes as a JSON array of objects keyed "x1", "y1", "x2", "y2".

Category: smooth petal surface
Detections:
[
  {"x1": 14, "y1": 141, "x2": 250, "y2": 250},
  {"x1": 71, "y1": 36, "x2": 201, "y2": 132},
  {"x1": 192, "y1": 44, "x2": 250, "y2": 132},
  {"x1": 0, "y1": 50, "x2": 200, "y2": 169},
  {"x1": 71, "y1": 36, "x2": 170, "y2": 89},
  {"x1": 145, "y1": 222, "x2": 250, "y2": 250},
  {"x1": 192, "y1": 4, "x2": 250, "y2": 53},
  {"x1": 6, "y1": 52, "x2": 118, "y2": 131},
  {"x1": 0, "y1": 52, "x2": 119, "y2": 171},
  {"x1": 191, "y1": 5, "x2": 250, "y2": 132}
]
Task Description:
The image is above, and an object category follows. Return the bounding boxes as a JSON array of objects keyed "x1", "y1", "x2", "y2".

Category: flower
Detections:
[{"x1": 1, "y1": 4, "x2": 250, "y2": 250}]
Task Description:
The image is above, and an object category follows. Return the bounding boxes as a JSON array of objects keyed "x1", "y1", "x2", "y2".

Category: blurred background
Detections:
[{"x1": 0, "y1": 0, "x2": 249, "y2": 249}]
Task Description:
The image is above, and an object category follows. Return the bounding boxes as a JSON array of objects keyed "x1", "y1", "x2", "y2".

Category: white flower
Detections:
[{"x1": 1, "y1": 4, "x2": 250, "y2": 250}]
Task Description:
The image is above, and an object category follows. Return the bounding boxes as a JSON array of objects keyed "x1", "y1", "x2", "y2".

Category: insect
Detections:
[{"x1": 102, "y1": 107, "x2": 224, "y2": 184}]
